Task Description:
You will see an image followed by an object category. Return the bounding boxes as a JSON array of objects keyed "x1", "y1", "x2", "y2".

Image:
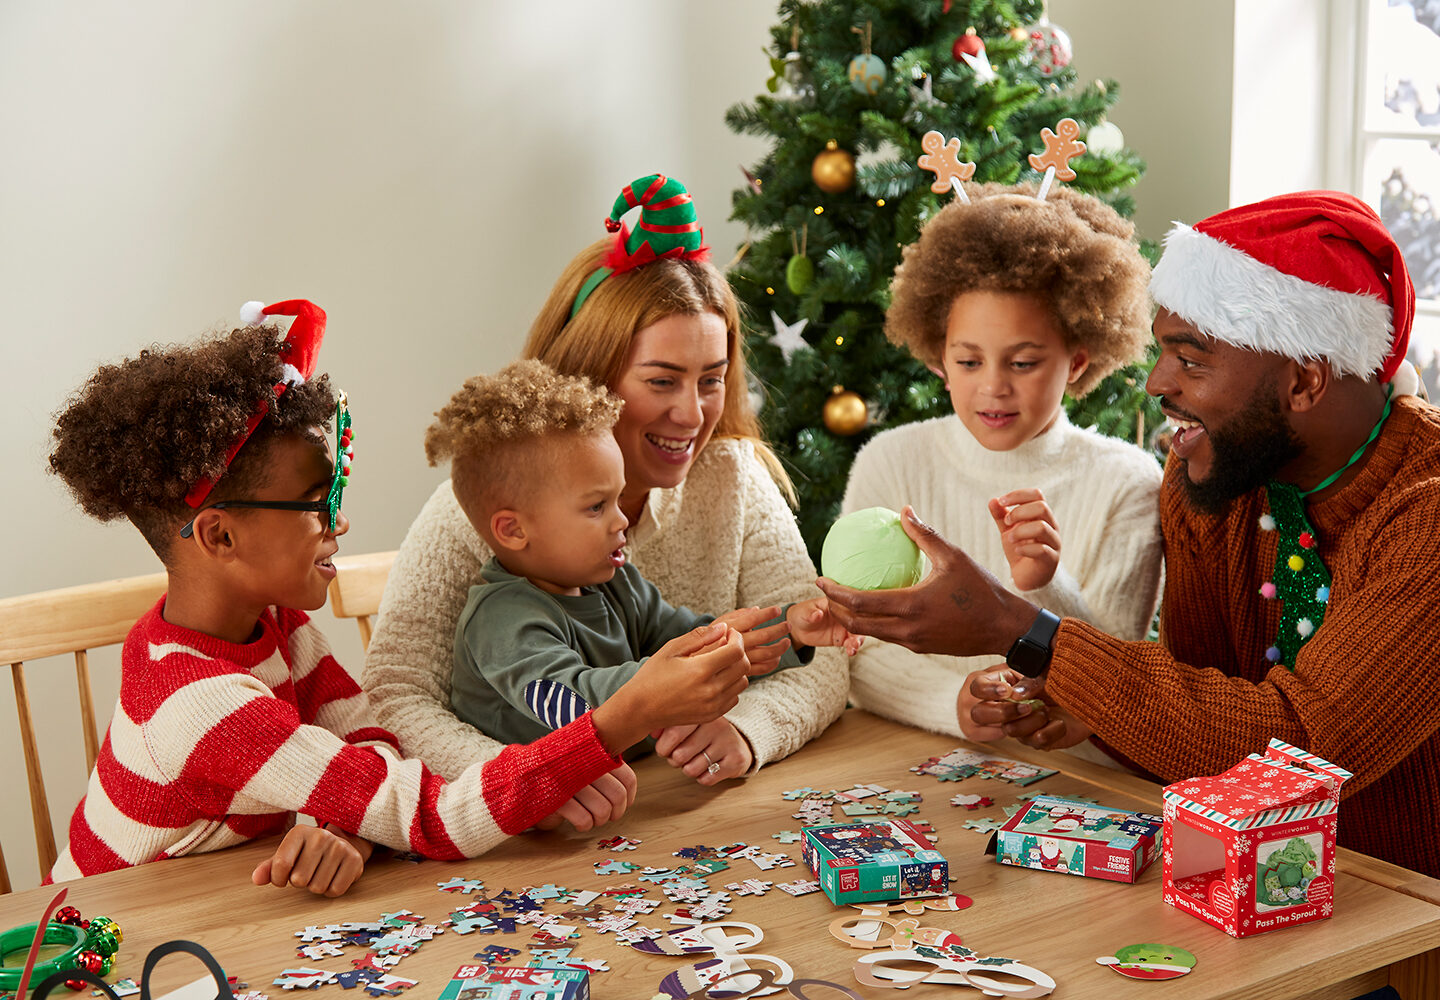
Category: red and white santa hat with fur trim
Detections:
[{"x1": 1149, "y1": 190, "x2": 1418, "y2": 393}]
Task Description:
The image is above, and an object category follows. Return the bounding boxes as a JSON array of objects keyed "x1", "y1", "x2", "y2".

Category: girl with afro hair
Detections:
[{"x1": 839, "y1": 182, "x2": 1163, "y2": 770}]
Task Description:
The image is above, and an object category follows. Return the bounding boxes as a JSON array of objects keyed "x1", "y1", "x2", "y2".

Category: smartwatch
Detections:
[{"x1": 1005, "y1": 608, "x2": 1061, "y2": 678}]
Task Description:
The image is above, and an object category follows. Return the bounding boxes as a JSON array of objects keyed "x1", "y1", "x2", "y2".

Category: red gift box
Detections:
[{"x1": 1162, "y1": 739, "x2": 1351, "y2": 938}]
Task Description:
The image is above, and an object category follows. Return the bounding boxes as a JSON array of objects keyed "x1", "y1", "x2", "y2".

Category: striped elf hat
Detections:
[{"x1": 570, "y1": 174, "x2": 710, "y2": 318}]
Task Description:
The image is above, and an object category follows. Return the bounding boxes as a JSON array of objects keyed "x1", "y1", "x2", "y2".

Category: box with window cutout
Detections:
[{"x1": 1162, "y1": 738, "x2": 1351, "y2": 938}]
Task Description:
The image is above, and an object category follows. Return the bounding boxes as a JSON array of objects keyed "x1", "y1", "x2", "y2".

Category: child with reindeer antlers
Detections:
[{"x1": 838, "y1": 126, "x2": 1163, "y2": 770}]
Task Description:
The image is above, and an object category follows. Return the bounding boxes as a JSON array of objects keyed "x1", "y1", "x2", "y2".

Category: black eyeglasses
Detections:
[{"x1": 180, "y1": 393, "x2": 353, "y2": 538}]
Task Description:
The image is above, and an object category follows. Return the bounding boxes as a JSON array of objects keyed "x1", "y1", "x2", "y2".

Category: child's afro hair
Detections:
[
  {"x1": 50, "y1": 323, "x2": 336, "y2": 559},
  {"x1": 885, "y1": 182, "x2": 1152, "y2": 398}
]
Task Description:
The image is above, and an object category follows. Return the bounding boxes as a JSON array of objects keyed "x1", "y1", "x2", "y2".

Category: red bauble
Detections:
[
  {"x1": 1298, "y1": 532, "x2": 1315, "y2": 549},
  {"x1": 952, "y1": 31, "x2": 984, "y2": 61}
]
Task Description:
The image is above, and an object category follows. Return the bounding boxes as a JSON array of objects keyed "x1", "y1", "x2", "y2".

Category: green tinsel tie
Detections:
[{"x1": 1258, "y1": 388, "x2": 1395, "y2": 670}]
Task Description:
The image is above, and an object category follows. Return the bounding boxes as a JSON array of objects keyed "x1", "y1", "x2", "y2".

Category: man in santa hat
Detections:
[{"x1": 819, "y1": 190, "x2": 1440, "y2": 881}]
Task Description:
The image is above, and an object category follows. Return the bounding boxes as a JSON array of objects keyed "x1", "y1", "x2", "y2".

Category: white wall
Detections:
[
  {"x1": 0, "y1": 1, "x2": 1237, "y2": 890},
  {"x1": 1049, "y1": 0, "x2": 1236, "y2": 242}
]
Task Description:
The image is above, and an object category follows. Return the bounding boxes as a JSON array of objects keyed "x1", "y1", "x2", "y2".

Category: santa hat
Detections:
[
  {"x1": 1148, "y1": 191, "x2": 1415, "y2": 383},
  {"x1": 570, "y1": 174, "x2": 710, "y2": 318},
  {"x1": 183, "y1": 298, "x2": 329, "y2": 507}
]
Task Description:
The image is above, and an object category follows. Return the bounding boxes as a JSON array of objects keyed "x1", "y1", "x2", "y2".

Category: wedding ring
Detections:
[{"x1": 702, "y1": 751, "x2": 721, "y2": 775}]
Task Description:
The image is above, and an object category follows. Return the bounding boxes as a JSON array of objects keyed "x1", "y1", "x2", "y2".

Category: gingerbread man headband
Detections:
[{"x1": 918, "y1": 117, "x2": 1086, "y2": 203}]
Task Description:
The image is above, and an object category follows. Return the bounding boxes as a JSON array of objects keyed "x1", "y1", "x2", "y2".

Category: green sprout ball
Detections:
[{"x1": 821, "y1": 507, "x2": 924, "y2": 590}]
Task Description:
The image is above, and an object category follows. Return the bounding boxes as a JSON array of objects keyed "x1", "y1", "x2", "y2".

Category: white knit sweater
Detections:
[
  {"x1": 363, "y1": 437, "x2": 849, "y2": 780},
  {"x1": 842, "y1": 412, "x2": 1163, "y2": 740}
]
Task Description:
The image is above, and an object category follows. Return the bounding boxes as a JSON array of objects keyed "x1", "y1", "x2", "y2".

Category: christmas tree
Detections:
[{"x1": 726, "y1": 0, "x2": 1162, "y2": 558}]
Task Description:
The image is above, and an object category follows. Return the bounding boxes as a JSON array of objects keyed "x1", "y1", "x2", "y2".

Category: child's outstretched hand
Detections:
[
  {"x1": 988, "y1": 488, "x2": 1062, "y2": 592},
  {"x1": 252, "y1": 823, "x2": 372, "y2": 897},
  {"x1": 787, "y1": 596, "x2": 861, "y2": 655},
  {"x1": 653, "y1": 718, "x2": 753, "y2": 785},
  {"x1": 713, "y1": 605, "x2": 791, "y2": 674}
]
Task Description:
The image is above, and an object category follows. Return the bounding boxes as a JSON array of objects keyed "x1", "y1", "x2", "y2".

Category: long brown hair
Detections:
[{"x1": 523, "y1": 237, "x2": 794, "y2": 502}]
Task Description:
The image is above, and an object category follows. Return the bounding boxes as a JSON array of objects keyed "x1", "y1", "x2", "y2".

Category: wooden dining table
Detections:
[{"x1": 3, "y1": 710, "x2": 1438, "y2": 1000}]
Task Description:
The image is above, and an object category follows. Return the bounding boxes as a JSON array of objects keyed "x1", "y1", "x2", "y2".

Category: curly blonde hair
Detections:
[
  {"x1": 426, "y1": 359, "x2": 623, "y2": 527},
  {"x1": 886, "y1": 182, "x2": 1152, "y2": 398}
]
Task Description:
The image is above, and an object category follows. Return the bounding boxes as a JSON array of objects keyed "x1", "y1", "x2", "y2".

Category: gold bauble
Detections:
[
  {"x1": 823, "y1": 388, "x2": 868, "y2": 436},
  {"x1": 1010, "y1": 25, "x2": 1030, "y2": 41},
  {"x1": 811, "y1": 144, "x2": 856, "y2": 194}
]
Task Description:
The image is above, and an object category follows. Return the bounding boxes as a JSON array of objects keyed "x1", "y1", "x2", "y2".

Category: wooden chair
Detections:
[
  {"x1": 0, "y1": 571, "x2": 167, "y2": 893},
  {"x1": 326, "y1": 550, "x2": 397, "y2": 651}
]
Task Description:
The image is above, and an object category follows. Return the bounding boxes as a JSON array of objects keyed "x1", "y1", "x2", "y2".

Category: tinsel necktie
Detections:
[
  {"x1": 1257, "y1": 388, "x2": 1394, "y2": 669},
  {"x1": 1259, "y1": 482, "x2": 1330, "y2": 669}
]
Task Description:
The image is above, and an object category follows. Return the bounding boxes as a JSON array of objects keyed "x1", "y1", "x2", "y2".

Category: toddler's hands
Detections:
[
  {"x1": 654, "y1": 718, "x2": 753, "y2": 785},
  {"x1": 713, "y1": 605, "x2": 791, "y2": 674},
  {"x1": 252, "y1": 824, "x2": 371, "y2": 897},
  {"x1": 988, "y1": 488, "x2": 1061, "y2": 592},
  {"x1": 786, "y1": 597, "x2": 861, "y2": 655},
  {"x1": 594, "y1": 622, "x2": 751, "y2": 754}
]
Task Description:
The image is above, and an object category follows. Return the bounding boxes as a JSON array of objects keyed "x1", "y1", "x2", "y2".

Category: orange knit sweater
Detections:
[{"x1": 1049, "y1": 395, "x2": 1440, "y2": 878}]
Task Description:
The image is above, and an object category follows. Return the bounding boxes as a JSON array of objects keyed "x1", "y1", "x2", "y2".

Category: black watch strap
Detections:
[{"x1": 1005, "y1": 608, "x2": 1061, "y2": 678}]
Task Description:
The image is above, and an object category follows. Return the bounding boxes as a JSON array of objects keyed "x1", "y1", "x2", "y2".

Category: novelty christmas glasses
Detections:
[{"x1": 180, "y1": 393, "x2": 353, "y2": 538}]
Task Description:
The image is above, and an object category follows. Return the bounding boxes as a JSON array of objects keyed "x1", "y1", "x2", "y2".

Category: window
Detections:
[{"x1": 1355, "y1": 0, "x2": 1440, "y2": 386}]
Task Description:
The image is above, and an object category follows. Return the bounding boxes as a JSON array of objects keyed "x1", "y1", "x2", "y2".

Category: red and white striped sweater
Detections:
[{"x1": 49, "y1": 599, "x2": 621, "y2": 881}]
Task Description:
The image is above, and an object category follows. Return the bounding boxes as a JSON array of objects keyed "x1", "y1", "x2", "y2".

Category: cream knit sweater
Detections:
[
  {"x1": 363, "y1": 438, "x2": 849, "y2": 780},
  {"x1": 841, "y1": 412, "x2": 1163, "y2": 740}
]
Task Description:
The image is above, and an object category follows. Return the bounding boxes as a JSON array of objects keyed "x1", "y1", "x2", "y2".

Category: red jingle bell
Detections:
[
  {"x1": 55, "y1": 906, "x2": 83, "y2": 926},
  {"x1": 77, "y1": 951, "x2": 105, "y2": 975}
]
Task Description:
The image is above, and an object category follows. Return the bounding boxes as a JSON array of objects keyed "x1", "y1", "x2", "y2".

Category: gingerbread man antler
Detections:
[
  {"x1": 917, "y1": 131, "x2": 976, "y2": 203},
  {"x1": 1027, "y1": 118, "x2": 1086, "y2": 201}
]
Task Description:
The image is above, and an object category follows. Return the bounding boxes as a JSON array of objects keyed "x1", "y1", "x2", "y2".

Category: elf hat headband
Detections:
[
  {"x1": 182, "y1": 299, "x2": 329, "y2": 508},
  {"x1": 1148, "y1": 190, "x2": 1415, "y2": 382},
  {"x1": 569, "y1": 174, "x2": 710, "y2": 319}
]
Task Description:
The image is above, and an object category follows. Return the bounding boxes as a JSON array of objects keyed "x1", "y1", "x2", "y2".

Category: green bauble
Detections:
[
  {"x1": 785, "y1": 254, "x2": 814, "y2": 294},
  {"x1": 822, "y1": 507, "x2": 923, "y2": 590}
]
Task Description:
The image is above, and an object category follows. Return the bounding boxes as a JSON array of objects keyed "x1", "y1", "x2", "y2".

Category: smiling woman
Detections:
[{"x1": 363, "y1": 179, "x2": 848, "y2": 810}]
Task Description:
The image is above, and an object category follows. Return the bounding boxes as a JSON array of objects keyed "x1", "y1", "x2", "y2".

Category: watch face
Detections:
[{"x1": 1006, "y1": 638, "x2": 1044, "y2": 677}]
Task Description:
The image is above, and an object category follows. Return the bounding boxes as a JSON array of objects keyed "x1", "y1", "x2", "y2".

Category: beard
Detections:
[{"x1": 1175, "y1": 390, "x2": 1304, "y2": 516}]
